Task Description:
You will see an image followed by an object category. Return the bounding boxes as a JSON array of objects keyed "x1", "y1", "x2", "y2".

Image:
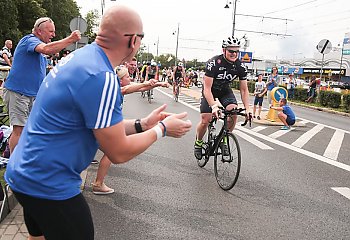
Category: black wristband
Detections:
[{"x1": 135, "y1": 119, "x2": 143, "y2": 133}]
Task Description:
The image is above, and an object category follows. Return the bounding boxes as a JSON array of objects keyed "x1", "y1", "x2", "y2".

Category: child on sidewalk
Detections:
[
  {"x1": 253, "y1": 73, "x2": 266, "y2": 120},
  {"x1": 270, "y1": 98, "x2": 296, "y2": 130}
]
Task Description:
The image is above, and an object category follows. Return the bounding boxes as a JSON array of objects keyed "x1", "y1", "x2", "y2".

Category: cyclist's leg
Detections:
[
  {"x1": 194, "y1": 97, "x2": 212, "y2": 158},
  {"x1": 220, "y1": 90, "x2": 238, "y2": 132}
]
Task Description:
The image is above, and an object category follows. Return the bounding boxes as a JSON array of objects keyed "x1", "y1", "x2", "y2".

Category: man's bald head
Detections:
[{"x1": 96, "y1": 5, "x2": 143, "y2": 49}]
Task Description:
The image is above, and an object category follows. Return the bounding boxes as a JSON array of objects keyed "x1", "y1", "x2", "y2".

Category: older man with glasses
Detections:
[{"x1": 3, "y1": 17, "x2": 81, "y2": 154}]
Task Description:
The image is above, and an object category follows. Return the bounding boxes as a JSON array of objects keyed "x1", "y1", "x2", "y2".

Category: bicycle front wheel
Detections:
[
  {"x1": 147, "y1": 91, "x2": 152, "y2": 103},
  {"x1": 214, "y1": 132, "x2": 241, "y2": 190}
]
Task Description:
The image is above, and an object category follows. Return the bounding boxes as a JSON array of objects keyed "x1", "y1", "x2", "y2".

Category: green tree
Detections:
[
  {"x1": 0, "y1": 0, "x2": 21, "y2": 45},
  {"x1": 42, "y1": 0, "x2": 80, "y2": 40},
  {"x1": 85, "y1": 9, "x2": 100, "y2": 43},
  {"x1": 15, "y1": 0, "x2": 46, "y2": 35}
]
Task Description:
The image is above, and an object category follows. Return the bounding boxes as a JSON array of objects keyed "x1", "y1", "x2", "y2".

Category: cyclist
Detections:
[
  {"x1": 145, "y1": 61, "x2": 158, "y2": 99},
  {"x1": 194, "y1": 36, "x2": 251, "y2": 159},
  {"x1": 140, "y1": 61, "x2": 150, "y2": 82},
  {"x1": 145, "y1": 61, "x2": 158, "y2": 81},
  {"x1": 172, "y1": 62, "x2": 185, "y2": 97}
]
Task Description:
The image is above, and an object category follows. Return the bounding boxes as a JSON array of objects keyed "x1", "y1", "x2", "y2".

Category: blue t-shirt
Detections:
[
  {"x1": 5, "y1": 42, "x2": 124, "y2": 200},
  {"x1": 282, "y1": 105, "x2": 295, "y2": 121},
  {"x1": 4, "y1": 34, "x2": 46, "y2": 97},
  {"x1": 267, "y1": 74, "x2": 278, "y2": 91}
]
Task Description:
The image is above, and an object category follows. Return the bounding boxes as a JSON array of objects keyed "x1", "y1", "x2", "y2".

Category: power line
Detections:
[
  {"x1": 236, "y1": 13, "x2": 292, "y2": 22},
  {"x1": 235, "y1": 29, "x2": 292, "y2": 37}
]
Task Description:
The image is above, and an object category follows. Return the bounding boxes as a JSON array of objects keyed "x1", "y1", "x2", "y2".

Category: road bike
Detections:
[
  {"x1": 196, "y1": 107, "x2": 251, "y2": 190},
  {"x1": 173, "y1": 78, "x2": 182, "y2": 102}
]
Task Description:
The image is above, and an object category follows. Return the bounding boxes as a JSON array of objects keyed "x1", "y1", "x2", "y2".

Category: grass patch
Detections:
[{"x1": 0, "y1": 168, "x2": 5, "y2": 186}]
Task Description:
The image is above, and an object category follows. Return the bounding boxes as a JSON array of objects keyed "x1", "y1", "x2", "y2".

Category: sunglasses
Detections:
[
  {"x1": 37, "y1": 18, "x2": 51, "y2": 28},
  {"x1": 124, "y1": 33, "x2": 145, "y2": 40},
  {"x1": 227, "y1": 49, "x2": 239, "y2": 54}
]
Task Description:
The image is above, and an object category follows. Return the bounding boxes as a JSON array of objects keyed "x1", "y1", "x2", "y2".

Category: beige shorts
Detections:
[
  {"x1": 0, "y1": 70, "x2": 9, "y2": 81},
  {"x1": 2, "y1": 88, "x2": 34, "y2": 127}
]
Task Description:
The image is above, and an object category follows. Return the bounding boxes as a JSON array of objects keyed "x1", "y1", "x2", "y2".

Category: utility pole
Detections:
[{"x1": 175, "y1": 23, "x2": 180, "y2": 66}]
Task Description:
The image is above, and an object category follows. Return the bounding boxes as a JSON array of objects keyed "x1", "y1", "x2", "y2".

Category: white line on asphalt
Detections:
[
  {"x1": 268, "y1": 129, "x2": 292, "y2": 139},
  {"x1": 251, "y1": 126, "x2": 267, "y2": 132},
  {"x1": 291, "y1": 124, "x2": 324, "y2": 148},
  {"x1": 323, "y1": 130, "x2": 345, "y2": 160},
  {"x1": 237, "y1": 126, "x2": 350, "y2": 172},
  {"x1": 297, "y1": 117, "x2": 350, "y2": 134},
  {"x1": 331, "y1": 187, "x2": 350, "y2": 200},
  {"x1": 233, "y1": 130, "x2": 274, "y2": 150},
  {"x1": 158, "y1": 88, "x2": 350, "y2": 172},
  {"x1": 157, "y1": 89, "x2": 199, "y2": 112}
]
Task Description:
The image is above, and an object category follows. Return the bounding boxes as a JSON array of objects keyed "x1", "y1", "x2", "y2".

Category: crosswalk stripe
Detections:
[
  {"x1": 268, "y1": 129, "x2": 291, "y2": 139},
  {"x1": 292, "y1": 124, "x2": 324, "y2": 148},
  {"x1": 252, "y1": 126, "x2": 267, "y2": 132},
  {"x1": 323, "y1": 130, "x2": 345, "y2": 160},
  {"x1": 233, "y1": 130, "x2": 274, "y2": 150},
  {"x1": 331, "y1": 187, "x2": 350, "y2": 200}
]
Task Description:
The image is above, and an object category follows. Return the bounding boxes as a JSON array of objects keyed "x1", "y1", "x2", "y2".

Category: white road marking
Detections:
[
  {"x1": 297, "y1": 117, "x2": 350, "y2": 134},
  {"x1": 237, "y1": 126, "x2": 350, "y2": 172},
  {"x1": 331, "y1": 187, "x2": 350, "y2": 200},
  {"x1": 251, "y1": 126, "x2": 267, "y2": 132},
  {"x1": 323, "y1": 130, "x2": 345, "y2": 160},
  {"x1": 268, "y1": 129, "x2": 292, "y2": 139},
  {"x1": 292, "y1": 124, "x2": 324, "y2": 148},
  {"x1": 233, "y1": 130, "x2": 274, "y2": 150},
  {"x1": 157, "y1": 88, "x2": 350, "y2": 172}
]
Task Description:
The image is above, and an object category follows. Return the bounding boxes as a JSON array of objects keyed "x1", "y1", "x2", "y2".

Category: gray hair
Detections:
[{"x1": 32, "y1": 17, "x2": 54, "y2": 33}]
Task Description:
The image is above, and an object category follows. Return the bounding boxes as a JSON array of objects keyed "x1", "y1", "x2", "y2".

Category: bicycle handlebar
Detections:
[{"x1": 217, "y1": 107, "x2": 252, "y2": 127}]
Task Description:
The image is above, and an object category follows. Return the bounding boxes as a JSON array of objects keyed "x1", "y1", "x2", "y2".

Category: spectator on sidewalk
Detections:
[
  {"x1": 5, "y1": 6, "x2": 191, "y2": 240},
  {"x1": 0, "y1": 40, "x2": 13, "y2": 86},
  {"x1": 306, "y1": 75, "x2": 317, "y2": 103},
  {"x1": 252, "y1": 73, "x2": 266, "y2": 120},
  {"x1": 270, "y1": 98, "x2": 296, "y2": 130},
  {"x1": 92, "y1": 65, "x2": 169, "y2": 195},
  {"x1": 3, "y1": 17, "x2": 81, "y2": 154},
  {"x1": 266, "y1": 66, "x2": 278, "y2": 106},
  {"x1": 286, "y1": 73, "x2": 296, "y2": 99}
]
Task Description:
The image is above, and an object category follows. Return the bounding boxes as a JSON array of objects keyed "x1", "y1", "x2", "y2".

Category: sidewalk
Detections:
[{"x1": 0, "y1": 170, "x2": 88, "y2": 239}]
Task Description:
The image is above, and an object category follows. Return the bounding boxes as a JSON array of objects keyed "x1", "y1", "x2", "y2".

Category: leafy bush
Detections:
[
  {"x1": 343, "y1": 93, "x2": 350, "y2": 111},
  {"x1": 319, "y1": 91, "x2": 342, "y2": 108},
  {"x1": 294, "y1": 88, "x2": 308, "y2": 101}
]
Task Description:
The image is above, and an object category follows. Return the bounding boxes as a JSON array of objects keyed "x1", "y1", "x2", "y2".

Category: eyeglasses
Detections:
[
  {"x1": 227, "y1": 49, "x2": 239, "y2": 54},
  {"x1": 37, "y1": 18, "x2": 51, "y2": 28},
  {"x1": 124, "y1": 33, "x2": 145, "y2": 40}
]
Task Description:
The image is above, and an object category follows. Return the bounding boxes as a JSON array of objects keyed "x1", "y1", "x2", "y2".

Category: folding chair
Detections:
[
  {"x1": 0, "y1": 105, "x2": 8, "y2": 126},
  {"x1": 0, "y1": 182, "x2": 10, "y2": 222}
]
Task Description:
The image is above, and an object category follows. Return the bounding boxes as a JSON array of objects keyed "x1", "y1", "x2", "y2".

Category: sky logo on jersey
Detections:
[{"x1": 217, "y1": 71, "x2": 237, "y2": 81}]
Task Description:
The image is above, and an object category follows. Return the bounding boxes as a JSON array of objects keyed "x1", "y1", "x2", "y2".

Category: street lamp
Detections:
[
  {"x1": 172, "y1": 23, "x2": 180, "y2": 66},
  {"x1": 224, "y1": 0, "x2": 238, "y2": 36},
  {"x1": 101, "y1": 0, "x2": 116, "y2": 16}
]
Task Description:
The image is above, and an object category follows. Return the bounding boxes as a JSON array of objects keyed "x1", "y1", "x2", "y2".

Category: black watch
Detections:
[{"x1": 135, "y1": 119, "x2": 143, "y2": 133}]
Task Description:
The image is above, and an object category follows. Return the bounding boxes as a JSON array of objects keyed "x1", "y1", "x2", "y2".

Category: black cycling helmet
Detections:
[{"x1": 222, "y1": 36, "x2": 241, "y2": 48}]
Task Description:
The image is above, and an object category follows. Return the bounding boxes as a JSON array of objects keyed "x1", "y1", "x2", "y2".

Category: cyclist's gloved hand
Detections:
[{"x1": 211, "y1": 102, "x2": 220, "y2": 119}]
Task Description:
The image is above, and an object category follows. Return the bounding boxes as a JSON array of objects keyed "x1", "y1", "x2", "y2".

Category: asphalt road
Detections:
[{"x1": 84, "y1": 88, "x2": 350, "y2": 240}]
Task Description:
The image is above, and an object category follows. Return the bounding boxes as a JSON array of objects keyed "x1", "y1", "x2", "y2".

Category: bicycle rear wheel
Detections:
[
  {"x1": 214, "y1": 132, "x2": 241, "y2": 190},
  {"x1": 175, "y1": 85, "x2": 180, "y2": 102}
]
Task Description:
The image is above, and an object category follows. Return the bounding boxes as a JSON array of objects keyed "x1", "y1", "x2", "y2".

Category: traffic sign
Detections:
[
  {"x1": 271, "y1": 87, "x2": 288, "y2": 102},
  {"x1": 69, "y1": 17, "x2": 87, "y2": 33},
  {"x1": 239, "y1": 51, "x2": 252, "y2": 63},
  {"x1": 316, "y1": 39, "x2": 332, "y2": 54}
]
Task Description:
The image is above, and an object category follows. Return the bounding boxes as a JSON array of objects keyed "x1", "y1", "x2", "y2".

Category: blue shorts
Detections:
[
  {"x1": 254, "y1": 96, "x2": 264, "y2": 106},
  {"x1": 286, "y1": 117, "x2": 295, "y2": 126}
]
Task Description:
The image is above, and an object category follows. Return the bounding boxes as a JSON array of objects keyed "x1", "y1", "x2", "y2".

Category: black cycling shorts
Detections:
[
  {"x1": 13, "y1": 191, "x2": 94, "y2": 240},
  {"x1": 200, "y1": 88, "x2": 237, "y2": 113}
]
